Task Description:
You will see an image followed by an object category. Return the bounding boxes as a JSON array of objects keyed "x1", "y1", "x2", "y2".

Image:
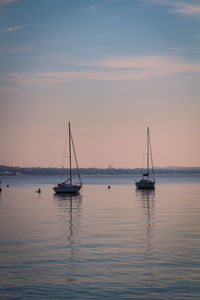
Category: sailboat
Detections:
[
  {"x1": 53, "y1": 123, "x2": 82, "y2": 194},
  {"x1": 135, "y1": 127, "x2": 155, "y2": 189}
]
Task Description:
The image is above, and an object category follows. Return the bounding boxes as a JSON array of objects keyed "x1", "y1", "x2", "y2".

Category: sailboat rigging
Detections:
[
  {"x1": 135, "y1": 127, "x2": 155, "y2": 189},
  {"x1": 53, "y1": 123, "x2": 82, "y2": 194}
]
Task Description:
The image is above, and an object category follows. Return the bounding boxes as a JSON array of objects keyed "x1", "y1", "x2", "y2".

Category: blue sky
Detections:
[{"x1": 0, "y1": 0, "x2": 200, "y2": 167}]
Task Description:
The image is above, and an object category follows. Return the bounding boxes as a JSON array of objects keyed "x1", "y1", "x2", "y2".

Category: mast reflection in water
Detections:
[
  {"x1": 136, "y1": 189, "x2": 155, "y2": 252},
  {"x1": 53, "y1": 193, "x2": 82, "y2": 282}
]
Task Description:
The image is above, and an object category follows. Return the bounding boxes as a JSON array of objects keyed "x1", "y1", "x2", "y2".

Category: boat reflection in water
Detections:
[
  {"x1": 136, "y1": 189, "x2": 155, "y2": 252},
  {"x1": 53, "y1": 193, "x2": 82, "y2": 282},
  {"x1": 53, "y1": 193, "x2": 82, "y2": 242}
]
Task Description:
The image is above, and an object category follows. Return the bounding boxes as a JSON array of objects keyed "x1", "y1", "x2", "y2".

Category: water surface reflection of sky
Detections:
[{"x1": 0, "y1": 180, "x2": 200, "y2": 299}]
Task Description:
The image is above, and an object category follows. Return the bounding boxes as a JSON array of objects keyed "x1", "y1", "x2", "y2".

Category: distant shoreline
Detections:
[{"x1": 1, "y1": 165, "x2": 200, "y2": 176}]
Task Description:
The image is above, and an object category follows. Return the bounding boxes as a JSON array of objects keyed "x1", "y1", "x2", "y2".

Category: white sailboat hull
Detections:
[
  {"x1": 135, "y1": 179, "x2": 155, "y2": 189},
  {"x1": 53, "y1": 184, "x2": 82, "y2": 194}
]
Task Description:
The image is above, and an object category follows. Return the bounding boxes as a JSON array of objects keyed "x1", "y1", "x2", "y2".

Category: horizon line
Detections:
[{"x1": 1, "y1": 165, "x2": 200, "y2": 169}]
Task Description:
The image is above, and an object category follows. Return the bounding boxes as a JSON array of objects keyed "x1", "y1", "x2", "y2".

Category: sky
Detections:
[{"x1": 0, "y1": 0, "x2": 200, "y2": 168}]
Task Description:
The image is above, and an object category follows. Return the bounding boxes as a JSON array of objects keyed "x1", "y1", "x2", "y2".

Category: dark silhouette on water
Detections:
[
  {"x1": 53, "y1": 123, "x2": 82, "y2": 194},
  {"x1": 135, "y1": 127, "x2": 155, "y2": 189}
]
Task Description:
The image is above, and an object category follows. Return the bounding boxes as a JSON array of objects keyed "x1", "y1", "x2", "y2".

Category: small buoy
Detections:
[{"x1": 108, "y1": 185, "x2": 111, "y2": 189}]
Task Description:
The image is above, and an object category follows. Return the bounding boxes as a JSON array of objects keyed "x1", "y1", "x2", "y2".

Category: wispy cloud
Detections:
[
  {"x1": 2, "y1": 24, "x2": 25, "y2": 32},
  {"x1": 71, "y1": 55, "x2": 200, "y2": 72},
  {"x1": 0, "y1": 0, "x2": 19, "y2": 7},
  {"x1": 143, "y1": 0, "x2": 200, "y2": 17},
  {"x1": 88, "y1": 0, "x2": 120, "y2": 12},
  {"x1": 0, "y1": 46, "x2": 31, "y2": 54},
  {"x1": 8, "y1": 55, "x2": 200, "y2": 86},
  {"x1": 169, "y1": 46, "x2": 197, "y2": 51},
  {"x1": 43, "y1": 47, "x2": 102, "y2": 59},
  {"x1": 173, "y1": 3, "x2": 200, "y2": 17},
  {"x1": 0, "y1": 87, "x2": 17, "y2": 92}
]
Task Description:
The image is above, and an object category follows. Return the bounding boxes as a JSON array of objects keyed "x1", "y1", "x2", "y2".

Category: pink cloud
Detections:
[
  {"x1": 143, "y1": 0, "x2": 200, "y2": 17},
  {"x1": 173, "y1": 3, "x2": 200, "y2": 17},
  {"x1": 0, "y1": 0, "x2": 19, "y2": 7},
  {"x1": 8, "y1": 55, "x2": 200, "y2": 86},
  {"x1": 0, "y1": 46, "x2": 32, "y2": 54},
  {"x1": 2, "y1": 24, "x2": 24, "y2": 32}
]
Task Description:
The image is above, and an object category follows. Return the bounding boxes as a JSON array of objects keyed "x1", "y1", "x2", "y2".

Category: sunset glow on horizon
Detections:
[{"x1": 1, "y1": 0, "x2": 200, "y2": 168}]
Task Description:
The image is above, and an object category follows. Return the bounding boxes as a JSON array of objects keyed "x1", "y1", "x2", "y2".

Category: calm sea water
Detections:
[{"x1": 0, "y1": 175, "x2": 200, "y2": 299}]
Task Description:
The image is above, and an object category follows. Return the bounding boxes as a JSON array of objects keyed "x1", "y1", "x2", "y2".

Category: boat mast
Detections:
[
  {"x1": 69, "y1": 122, "x2": 72, "y2": 185},
  {"x1": 71, "y1": 133, "x2": 82, "y2": 185},
  {"x1": 147, "y1": 127, "x2": 149, "y2": 178},
  {"x1": 149, "y1": 131, "x2": 155, "y2": 181}
]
